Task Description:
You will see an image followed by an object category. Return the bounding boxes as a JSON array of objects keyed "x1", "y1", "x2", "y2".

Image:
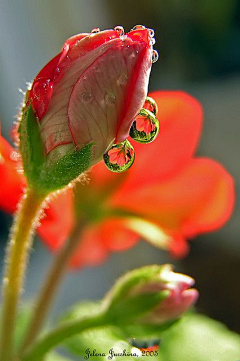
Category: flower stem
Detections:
[
  {"x1": 21, "y1": 310, "x2": 107, "y2": 361},
  {"x1": 20, "y1": 218, "x2": 87, "y2": 354},
  {"x1": 0, "y1": 187, "x2": 46, "y2": 361}
]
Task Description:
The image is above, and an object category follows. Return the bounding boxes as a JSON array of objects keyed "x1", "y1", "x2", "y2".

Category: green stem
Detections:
[
  {"x1": 0, "y1": 187, "x2": 46, "y2": 361},
  {"x1": 21, "y1": 311, "x2": 107, "y2": 361},
  {"x1": 20, "y1": 219, "x2": 87, "y2": 354}
]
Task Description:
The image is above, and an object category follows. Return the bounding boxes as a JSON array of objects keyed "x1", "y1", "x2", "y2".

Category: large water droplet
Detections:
[
  {"x1": 105, "y1": 92, "x2": 116, "y2": 106},
  {"x1": 143, "y1": 96, "x2": 158, "y2": 115},
  {"x1": 81, "y1": 92, "x2": 93, "y2": 104},
  {"x1": 152, "y1": 50, "x2": 159, "y2": 63},
  {"x1": 132, "y1": 25, "x2": 146, "y2": 30},
  {"x1": 91, "y1": 28, "x2": 100, "y2": 34},
  {"x1": 130, "y1": 109, "x2": 159, "y2": 144},
  {"x1": 103, "y1": 140, "x2": 135, "y2": 173},
  {"x1": 114, "y1": 26, "x2": 124, "y2": 36}
]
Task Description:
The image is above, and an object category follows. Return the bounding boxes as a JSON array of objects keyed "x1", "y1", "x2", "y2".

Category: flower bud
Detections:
[
  {"x1": 103, "y1": 265, "x2": 198, "y2": 330},
  {"x1": 19, "y1": 26, "x2": 156, "y2": 192}
]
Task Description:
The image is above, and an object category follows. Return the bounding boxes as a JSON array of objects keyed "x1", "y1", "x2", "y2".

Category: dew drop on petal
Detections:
[
  {"x1": 32, "y1": 78, "x2": 53, "y2": 100},
  {"x1": 152, "y1": 49, "x2": 159, "y2": 63},
  {"x1": 148, "y1": 28, "x2": 155, "y2": 38},
  {"x1": 150, "y1": 38, "x2": 156, "y2": 46},
  {"x1": 81, "y1": 91, "x2": 93, "y2": 103},
  {"x1": 91, "y1": 28, "x2": 100, "y2": 33},
  {"x1": 103, "y1": 140, "x2": 135, "y2": 173},
  {"x1": 105, "y1": 92, "x2": 116, "y2": 106},
  {"x1": 114, "y1": 26, "x2": 125, "y2": 36},
  {"x1": 143, "y1": 96, "x2": 158, "y2": 115},
  {"x1": 132, "y1": 25, "x2": 146, "y2": 30},
  {"x1": 130, "y1": 109, "x2": 159, "y2": 144},
  {"x1": 117, "y1": 73, "x2": 128, "y2": 86},
  {"x1": 54, "y1": 67, "x2": 63, "y2": 82}
]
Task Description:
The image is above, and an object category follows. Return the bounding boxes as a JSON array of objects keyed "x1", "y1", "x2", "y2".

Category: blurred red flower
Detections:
[{"x1": 0, "y1": 91, "x2": 235, "y2": 268}]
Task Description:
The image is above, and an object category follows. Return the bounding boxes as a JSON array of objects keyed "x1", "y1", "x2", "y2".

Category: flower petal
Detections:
[
  {"x1": 111, "y1": 158, "x2": 235, "y2": 239},
  {"x1": 0, "y1": 135, "x2": 24, "y2": 213},
  {"x1": 70, "y1": 219, "x2": 138, "y2": 269},
  {"x1": 122, "y1": 91, "x2": 203, "y2": 190},
  {"x1": 38, "y1": 189, "x2": 74, "y2": 250}
]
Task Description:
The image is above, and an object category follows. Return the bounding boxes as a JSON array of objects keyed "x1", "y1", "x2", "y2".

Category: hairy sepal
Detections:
[{"x1": 19, "y1": 104, "x2": 93, "y2": 193}]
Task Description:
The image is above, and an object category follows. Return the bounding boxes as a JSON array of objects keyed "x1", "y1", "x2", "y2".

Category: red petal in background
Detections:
[
  {"x1": 122, "y1": 91, "x2": 203, "y2": 191},
  {"x1": 0, "y1": 135, "x2": 24, "y2": 213},
  {"x1": 111, "y1": 157, "x2": 235, "y2": 239},
  {"x1": 38, "y1": 190, "x2": 74, "y2": 250}
]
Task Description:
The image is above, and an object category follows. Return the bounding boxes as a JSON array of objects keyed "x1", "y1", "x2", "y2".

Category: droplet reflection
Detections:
[
  {"x1": 103, "y1": 140, "x2": 135, "y2": 173},
  {"x1": 130, "y1": 109, "x2": 159, "y2": 144}
]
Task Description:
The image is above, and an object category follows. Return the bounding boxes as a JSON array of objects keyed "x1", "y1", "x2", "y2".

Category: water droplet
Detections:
[
  {"x1": 150, "y1": 38, "x2": 156, "y2": 46},
  {"x1": 105, "y1": 92, "x2": 116, "y2": 106},
  {"x1": 91, "y1": 28, "x2": 100, "y2": 34},
  {"x1": 33, "y1": 78, "x2": 53, "y2": 100},
  {"x1": 81, "y1": 92, "x2": 93, "y2": 103},
  {"x1": 114, "y1": 26, "x2": 124, "y2": 36},
  {"x1": 143, "y1": 96, "x2": 158, "y2": 115},
  {"x1": 54, "y1": 67, "x2": 63, "y2": 82},
  {"x1": 132, "y1": 25, "x2": 146, "y2": 30},
  {"x1": 117, "y1": 73, "x2": 128, "y2": 86},
  {"x1": 103, "y1": 140, "x2": 135, "y2": 173},
  {"x1": 148, "y1": 28, "x2": 155, "y2": 38},
  {"x1": 129, "y1": 109, "x2": 159, "y2": 144},
  {"x1": 152, "y1": 50, "x2": 159, "y2": 63}
]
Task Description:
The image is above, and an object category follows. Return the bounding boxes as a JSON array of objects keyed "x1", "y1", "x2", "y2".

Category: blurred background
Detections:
[{"x1": 0, "y1": 0, "x2": 239, "y2": 353}]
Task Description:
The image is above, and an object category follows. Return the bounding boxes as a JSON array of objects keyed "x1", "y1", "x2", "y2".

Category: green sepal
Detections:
[
  {"x1": 18, "y1": 104, "x2": 46, "y2": 188},
  {"x1": 18, "y1": 103, "x2": 93, "y2": 193},
  {"x1": 106, "y1": 291, "x2": 169, "y2": 324},
  {"x1": 39, "y1": 143, "x2": 93, "y2": 192}
]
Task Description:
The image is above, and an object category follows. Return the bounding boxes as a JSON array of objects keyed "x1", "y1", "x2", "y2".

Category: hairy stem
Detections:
[
  {"x1": 0, "y1": 187, "x2": 46, "y2": 361},
  {"x1": 20, "y1": 219, "x2": 87, "y2": 354},
  {"x1": 21, "y1": 311, "x2": 107, "y2": 361}
]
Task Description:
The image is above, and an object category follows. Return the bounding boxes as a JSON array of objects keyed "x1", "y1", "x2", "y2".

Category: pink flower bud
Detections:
[
  {"x1": 104, "y1": 265, "x2": 198, "y2": 328},
  {"x1": 27, "y1": 26, "x2": 155, "y2": 166},
  {"x1": 136, "y1": 265, "x2": 199, "y2": 324}
]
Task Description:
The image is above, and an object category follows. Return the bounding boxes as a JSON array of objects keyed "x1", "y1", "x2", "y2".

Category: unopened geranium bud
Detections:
[
  {"x1": 18, "y1": 26, "x2": 158, "y2": 192},
  {"x1": 103, "y1": 265, "x2": 198, "y2": 331}
]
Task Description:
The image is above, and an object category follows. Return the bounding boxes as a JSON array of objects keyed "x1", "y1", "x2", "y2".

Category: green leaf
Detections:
[
  {"x1": 61, "y1": 302, "x2": 150, "y2": 361},
  {"x1": 19, "y1": 104, "x2": 46, "y2": 187},
  {"x1": 159, "y1": 313, "x2": 240, "y2": 361},
  {"x1": 45, "y1": 351, "x2": 72, "y2": 361},
  {"x1": 40, "y1": 143, "x2": 93, "y2": 192}
]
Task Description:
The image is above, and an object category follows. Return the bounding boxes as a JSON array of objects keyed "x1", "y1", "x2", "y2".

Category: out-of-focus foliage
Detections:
[
  {"x1": 159, "y1": 313, "x2": 240, "y2": 361},
  {"x1": 106, "y1": 0, "x2": 240, "y2": 80}
]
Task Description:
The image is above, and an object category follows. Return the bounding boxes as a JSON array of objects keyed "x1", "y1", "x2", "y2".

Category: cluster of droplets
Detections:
[
  {"x1": 91, "y1": 25, "x2": 158, "y2": 63},
  {"x1": 103, "y1": 96, "x2": 159, "y2": 173},
  {"x1": 131, "y1": 25, "x2": 158, "y2": 63}
]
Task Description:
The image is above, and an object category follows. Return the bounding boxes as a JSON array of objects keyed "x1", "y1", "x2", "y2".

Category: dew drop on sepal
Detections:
[
  {"x1": 129, "y1": 109, "x2": 159, "y2": 144},
  {"x1": 103, "y1": 140, "x2": 135, "y2": 173}
]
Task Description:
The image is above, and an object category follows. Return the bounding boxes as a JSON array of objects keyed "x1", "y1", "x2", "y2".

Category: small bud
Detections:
[{"x1": 103, "y1": 265, "x2": 198, "y2": 331}]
